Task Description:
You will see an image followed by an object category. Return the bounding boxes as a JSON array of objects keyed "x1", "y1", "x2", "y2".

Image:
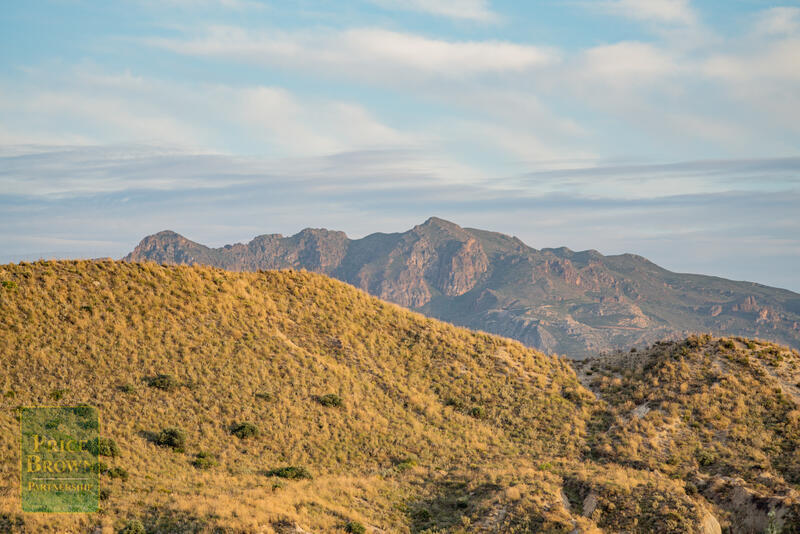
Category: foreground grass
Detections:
[{"x1": 0, "y1": 260, "x2": 797, "y2": 532}]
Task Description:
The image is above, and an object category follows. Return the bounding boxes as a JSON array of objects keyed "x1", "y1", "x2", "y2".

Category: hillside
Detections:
[
  {"x1": 0, "y1": 260, "x2": 799, "y2": 533},
  {"x1": 124, "y1": 217, "x2": 800, "y2": 359}
]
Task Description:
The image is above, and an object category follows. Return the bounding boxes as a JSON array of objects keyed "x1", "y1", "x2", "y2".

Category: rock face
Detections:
[{"x1": 125, "y1": 217, "x2": 800, "y2": 358}]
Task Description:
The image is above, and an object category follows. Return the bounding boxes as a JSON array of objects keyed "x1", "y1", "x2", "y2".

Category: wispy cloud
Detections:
[
  {"x1": 2, "y1": 145, "x2": 799, "y2": 290},
  {"x1": 592, "y1": 0, "x2": 696, "y2": 25},
  {"x1": 367, "y1": 0, "x2": 500, "y2": 22},
  {"x1": 147, "y1": 26, "x2": 557, "y2": 79}
]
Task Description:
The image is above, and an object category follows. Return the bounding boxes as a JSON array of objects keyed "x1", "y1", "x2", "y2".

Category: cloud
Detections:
[
  {"x1": 0, "y1": 68, "x2": 414, "y2": 158},
  {"x1": 593, "y1": 0, "x2": 696, "y2": 25},
  {"x1": 367, "y1": 0, "x2": 499, "y2": 22},
  {"x1": 148, "y1": 26, "x2": 557, "y2": 79},
  {"x1": 578, "y1": 41, "x2": 679, "y2": 85},
  {"x1": 755, "y1": 7, "x2": 800, "y2": 36},
  {"x1": 2, "y1": 145, "x2": 799, "y2": 291}
]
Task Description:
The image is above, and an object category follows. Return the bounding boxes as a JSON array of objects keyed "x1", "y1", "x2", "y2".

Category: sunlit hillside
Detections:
[{"x1": 0, "y1": 260, "x2": 798, "y2": 533}]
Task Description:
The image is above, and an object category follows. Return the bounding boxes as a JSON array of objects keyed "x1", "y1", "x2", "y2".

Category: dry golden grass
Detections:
[
  {"x1": 1, "y1": 261, "x2": 796, "y2": 532},
  {"x1": 0, "y1": 260, "x2": 591, "y2": 532}
]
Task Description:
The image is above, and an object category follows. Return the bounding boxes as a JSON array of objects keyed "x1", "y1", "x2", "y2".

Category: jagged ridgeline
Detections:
[
  {"x1": 123, "y1": 217, "x2": 800, "y2": 359},
  {"x1": 0, "y1": 260, "x2": 798, "y2": 533}
]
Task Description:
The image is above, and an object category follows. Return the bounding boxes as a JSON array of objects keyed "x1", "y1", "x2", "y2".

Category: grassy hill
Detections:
[
  {"x1": 124, "y1": 217, "x2": 800, "y2": 358},
  {"x1": 0, "y1": 260, "x2": 798, "y2": 533}
]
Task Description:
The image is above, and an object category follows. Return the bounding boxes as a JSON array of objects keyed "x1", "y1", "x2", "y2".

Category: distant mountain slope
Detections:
[
  {"x1": 124, "y1": 217, "x2": 800, "y2": 358},
  {"x1": 1, "y1": 261, "x2": 798, "y2": 532}
]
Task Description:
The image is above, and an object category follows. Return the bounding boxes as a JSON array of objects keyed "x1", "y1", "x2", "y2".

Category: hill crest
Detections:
[{"x1": 124, "y1": 218, "x2": 800, "y2": 358}]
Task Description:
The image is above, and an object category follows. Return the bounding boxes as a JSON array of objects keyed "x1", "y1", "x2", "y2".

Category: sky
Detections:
[{"x1": 1, "y1": 0, "x2": 799, "y2": 291}]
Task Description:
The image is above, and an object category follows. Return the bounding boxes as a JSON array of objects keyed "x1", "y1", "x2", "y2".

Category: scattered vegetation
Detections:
[
  {"x1": 146, "y1": 374, "x2": 179, "y2": 391},
  {"x1": 89, "y1": 437, "x2": 120, "y2": 457},
  {"x1": 316, "y1": 393, "x2": 343, "y2": 407},
  {"x1": 155, "y1": 428, "x2": 186, "y2": 452},
  {"x1": 0, "y1": 260, "x2": 796, "y2": 532},
  {"x1": 190, "y1": 451, "x2": 217, "y2": 470},
  {"x1": 229, "y1": 422, "x2": 258, "y2": 440},
  {"x1": 265, "y1": 466, "x2": 313, "y2": 480}
]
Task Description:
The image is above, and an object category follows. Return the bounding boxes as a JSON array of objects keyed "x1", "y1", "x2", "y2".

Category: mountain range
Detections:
[{"x1": 124, "y1": 217, "x2": 800, "y2": 358}]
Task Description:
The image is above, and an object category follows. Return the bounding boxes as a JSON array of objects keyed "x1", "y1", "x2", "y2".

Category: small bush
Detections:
[
  {"x1": 119, "y1": 519, "x2": 146, "y2": 534},
  {"x1": 265, "y1": 466, "x2": 312, "y2": 480},
  {"x1": 88, "y1": 437, "x2": 120, "y2": 457},
  {"x1": 395, "y1": 457, "x2": 418, "y2": 471},
  {"x1": 99, "y1": 487, "x2": 111, "y2": 501},
  {"x1": 230, "y1": 422, "x2": 259, "y2": 439},
  {"x1": 345, "y1": 520, "x2": 366, "y2": 534},
  {"x1": 255, "y1": 391, "x2": 274, "y2": 402},
  {"x1": 156, "y1": 428, "x2": 186, "y2": 452},
  {"x1": 147, "y1": 374, "x2": 178, "y2": 391},
  {"x1": 191, "y1": 451, "x2": 218, "y2": 470},
  {"x1": 94, "y1": 462, "x2": 109, "y2": 475},
  {"x1": 119, "y1": 383, "x2": 136, "y2": 394},
  {"x1": 1, "y1": 280, "x2": 17, "y2": 289},
  {"x1": 50, "y1": 388, "x2": 68, "y2": 401},
  {"x1": 469, "y1": 405, "x2": 486, "y2": 418},
  {"x1": 108, "y1": 466, "x2": 129, "y2": 481},
  {"x1": 317, "y1": 394, "x2": 343, "y2": 407},
  {"x1": 695, "y1": 448, "x2": 717, "y2": 467},
  {"x1": 73, "y1": 405, "x2": 95, "y2": 418}
]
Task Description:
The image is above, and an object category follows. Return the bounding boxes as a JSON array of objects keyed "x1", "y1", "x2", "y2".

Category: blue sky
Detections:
[{"x1": 1, "y1": 0, "x2": 799, "y2": 290}]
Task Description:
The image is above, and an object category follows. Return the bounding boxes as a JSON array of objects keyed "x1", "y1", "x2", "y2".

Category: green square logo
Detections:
[{"x1": 20, "y1": 406, "x2": 99, "y2": 513}]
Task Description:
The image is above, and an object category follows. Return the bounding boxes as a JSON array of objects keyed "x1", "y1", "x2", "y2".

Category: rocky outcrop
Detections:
[{"x1": 124, "y1": 217, "x2": 800, "y2": 358}]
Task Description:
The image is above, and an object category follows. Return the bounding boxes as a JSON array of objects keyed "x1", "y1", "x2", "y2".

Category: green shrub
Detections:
[
  {"x1": 191, "y1": 451, "x2": 218, "y2": 470},
  {"x1": 1, "y1": 280, "x2": 17, "y2": 289},
  {"x1": 469, "y1": 405, "x2": 486, "y2": 418},
  {"x1": 395, "y1": 457, "x2": 418, "y2": 471},
  {"x1": 345, "y1": 520, "x2": 366, "y2": 534},
  {"x1": 265, "y1": 466, "x2": 312, "y2": 480},
  {"x1": 99, "y1": 487, "x2": 111, "y2": 501},
  {"x1": 108, "y1": 466, "x2": 129, "y2": 481},
  {"x1": 695, "y1": 448, "x2": 717, "y2": 467},
  {"x1": 147, "y1": 374, "x2": 178, "y2": 391},
  {"x1": 94, "y1": 461, "x2": 109, "y2": 475},
  {"x1": 255, "y1": 391, "x2": 274, "y2": 402},
  {"x1": 119, "y1": 383, "x2": 136, "y2": 394},
  {"x1": 50, "y1": 388, "x2": 68, "y2": 401},
  {"x1": 89, "y1": 437, "x2": 120, "y2": 457},
  {"x1": 317, "y1": 393, "x2": 343, "y2": 407},
  {"x1": 230, "y1": 422, "x2": 259, "y2": 439},
  {"x1": 156, "y1": 427, "x2": 186, "y2": 451},
  {"x1": 119, "y1": 519, "x2": 146, "y2": 534}
]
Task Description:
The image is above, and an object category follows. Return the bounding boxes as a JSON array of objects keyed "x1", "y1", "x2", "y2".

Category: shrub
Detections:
[
  {"x1": 50, "y1": 388, "x2": 68, "y2": 401},
  {"x1": 87, "y1": 437, "x2": 120, "y2": 457},
  {"x1": 230, "y1": 422, "x2": 259, "y2": 439},
  {"x1": 147, "y1": 374, "x2": 178, "y2": 391},
  {"x1": 108, "y1": 466, "x2": 129, "y2": 481},
  {"x1": 1, "y1": 280, "x2": 17, "y2": 289},
  {"x1": 695, "y1": 448, "x2": 717, "y2": 467},
  {"x1": 156, "y1": 427, "x2": 186, "y2": 451},
  {"x1": 99, "y1": 487, "x2": 111, "y2": 501},
  {"x1": 119, "y1": 383, "x2": 136, "y2": 394},
  {"x1": 73, "y1": 405, "x2": 95, "y2": 418},
  {"x1": 469, "y1": 405, "x2": 486, "y2": 418},
  {"x1": 265, "y1": 466, "x2": 312, "y2": 480},
  {"x1": 317, "y1": 393, "x2": 342, "y2": 407},
  {"x1": 191, "y1": 451, "x2": 218, "y2": 470},
  {"x1": 345, "y1": 520, "x2": 366, "y2": 534},
  {"x1": 255, "y1": 391, "x2": 274, "y2": 402},
  {"x1": 119, "y1": 519, "x2": 146, "y2": 534},
  {"x1": 395, "y1": 457, "x2": 418, "y2": 471}
]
